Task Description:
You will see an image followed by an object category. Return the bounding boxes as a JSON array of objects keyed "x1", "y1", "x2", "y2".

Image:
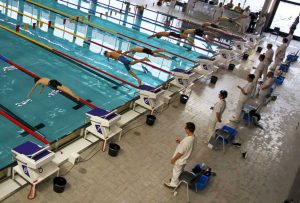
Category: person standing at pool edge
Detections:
[
  {"x1": 28, "y1": 78, "x2": 80, "y2": 101},
  {"x1": 104, "y1": 50, "x2": 150, "y2": 86}
]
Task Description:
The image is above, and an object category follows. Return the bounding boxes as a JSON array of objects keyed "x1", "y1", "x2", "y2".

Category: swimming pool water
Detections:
[{"x1": 0, "y1": 115, "x2": 44, "y2": 170}]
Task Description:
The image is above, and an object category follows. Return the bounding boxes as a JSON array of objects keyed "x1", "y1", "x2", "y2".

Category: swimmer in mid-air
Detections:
[
  {"x1": 147, "y1": 31, "x2": 194, "y2": 44},
  {"x1": 181, "y1": 28, "x2": 215, "y2": 41},
  {"x1": 104, "y1": 50, "x2": 150, "y2": 86},
  {"x1": 28, "y1": 78, "x2": 80, "y2": 101},
  {"x1": 123, "y1": 47, "x2": 170, "y2": 60}
]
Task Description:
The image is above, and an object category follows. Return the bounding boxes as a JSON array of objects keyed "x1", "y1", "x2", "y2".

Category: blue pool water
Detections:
[
  {"x1": 0, "y1": 115, "x2": 44, "y2": 170},
  {"x1": 0, "y1": 0, "x2": 214, "y2": 170}
]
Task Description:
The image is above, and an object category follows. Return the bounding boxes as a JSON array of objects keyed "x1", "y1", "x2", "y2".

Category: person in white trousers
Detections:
[
  {"x1": 286, "y1": 30, "x2": 294, "y2": 47},
  {"x1": 252, "y1": 55, "x2": 266, "y2": 97},
  {"x1": 270, "y1": 38, "x2": 288, "y2": 71},
  {"x1": 213, "y1": 3, "x2": 224, "y2": 20},
  {"x1": 264, "y1": 43, "x2": 274, "y2": 80},
  {"x1": 206, "y1": 90, "x2": 228, "y2": 143},
  {"x1": 164, "y1": 122, "x2": 195, "y2": 189},
  {"x1": 257, "y1": 71, "x2": 274, "y2": 111},
  {"x1": 236, "y1": 6, "x2": 251, "y2": 33},
  {"x1": 255, "y1": 13, "x2": 266, "y2": 35},
  {"x1": 230, "y1": 74, "x2": 255, "y2": 122}
]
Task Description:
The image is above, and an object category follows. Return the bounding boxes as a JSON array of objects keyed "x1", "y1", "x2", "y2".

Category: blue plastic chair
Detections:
[{"x1": 215, "y1": 125, "x2": 238, "y2": 153}]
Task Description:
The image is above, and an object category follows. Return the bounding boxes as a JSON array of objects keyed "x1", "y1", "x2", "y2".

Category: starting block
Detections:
[
  {"x1": 84, "y1": 108, "x2": 122, "y2": 151},
  {"x1": 194, "y1": 59, "x2": 218, "y2": 79},
  {"x1": 133, "y1": 85, "x2": 165, "y2": 114},
  {"x1": 214, "y1": 48, "x2": 240, "y2": 68},
  {"x1": 168, "y1": 68, "x2": 195, "y2": 90},
  {"x1": 11, "y1": 141, "x2": 59, "y2": 198}
]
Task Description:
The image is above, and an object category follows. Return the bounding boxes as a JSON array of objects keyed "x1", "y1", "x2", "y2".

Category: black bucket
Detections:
[
  {"x1": 228, "y1": 63, "x2": 235, "y2": 70},
  {"x1": 242, "y1": 53, "x2": 249, "y2": 60},
  {"x1": 256, "y1": 47, "x2": 262, "y2": 53},
  {"x1": 53, "y1": 177, "x2": 67, "y2": 193},
  {"x1": 146, "y1": 114, "x2": 156, "y2": 126},
  {"x1": 210, "y1": 76, "x2": 218, "y2": 84},
  {"x1": 108, "y1": 143, "x2": 120, "y2": 157},
  {"x1": 180, "y1": 94, "x2": 189, "y2": 104}
]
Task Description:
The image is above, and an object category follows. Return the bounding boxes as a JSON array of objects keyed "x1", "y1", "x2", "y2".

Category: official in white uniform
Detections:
[
  {"x1": 231, "y1": 74, "x2": 255, "y2": 122},
  {"x1": 252, "y1": 55, "x2": 266, "y2": 97},
  {"x1": 270, "y1": 38, "x2": 288, "y2": 71},
  {"x1": 287, "y1": 30, "x2": 294, "y2": 47},
  {"x1": 257, "y1": 71, "x2": 274, "y2": 108},
  {"x1": 164, "y1": 122, "x2": 195, "y2": 188},
  {"x1": 264, "y1": 43, "x2": 274, "y2": 80},
  {"x1": 255, "y1": 13, "x2": 266, "y2": 35},
  {"x1": 206, "y1": 90, "x2": 228, "y2": 143},
  {"x1": 213, "y1": 3, "x2": 224, "y2": 20},
  {"x1": 237, "y1": 6, "x2": 250, "y2": 33}
]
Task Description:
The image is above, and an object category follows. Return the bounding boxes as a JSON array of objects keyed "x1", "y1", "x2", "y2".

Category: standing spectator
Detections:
[
  {"x1": 270, "y1": 38, "x2": 288, "y2": 71},
  {"x1": 287, "y1": 30, "x2": 294, "y2": 47},
  {"x1": 164, "y1": 122, "x2": 195, "y2": 189},
  {"x1": 257, "y1": 71, "x2": 274, "y2": 110},
  {"x1": 206, "y1": 90, "x2": 228, "y2": 143},
  {"x1": 230, "y1": 74, "x2": 255, "y2": 122},
  {"x1": 224, "y1": 0, "x2": 234, "y2": 9},
  {"x1": 213, "y1": 3, "x2": 224, "y2": 20},
  {"x1": 236, "y1": 6, "x2": 251, "y2": 33},
  {"x1": 247, "y1": 12, "x2": 258, "y2": 33},
  {"x1": 252, "y1": 55, "x2": 266, "y2": 97},
  {"x1": 255, "y1": 13, "x2": 267, "y2": 35},
  {"x1": 264, "y1": 44, "x2": 274, "y2": 81},
  {"x1": 167, "y1": 0, "x2": 176, "y2": 15}
]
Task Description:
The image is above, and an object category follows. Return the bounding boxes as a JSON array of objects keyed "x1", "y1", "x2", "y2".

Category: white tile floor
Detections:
[{"x1": 2, "y1": 2, "x2": 300, "y2": 203}]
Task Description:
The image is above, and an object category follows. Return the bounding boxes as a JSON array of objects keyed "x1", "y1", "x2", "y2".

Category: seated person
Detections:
[
  {"x1": 147, "y1": 31, "x2": 194, "y2": 44},
  {"x1": 28, "y1": 78, "x2": 80, "y2": 101},
  {"x1": 234, "y1": 3, "x2": 242, "y2": 13},
  {"x1": 123, "y1": 47, "x2": 170, "y2": 60},
  {"x1": 224, "y1": 0, "x2": 234, "y2": 9},
  {"x1": 104, "y1": 50, "x2": 150, "y2": 86}
]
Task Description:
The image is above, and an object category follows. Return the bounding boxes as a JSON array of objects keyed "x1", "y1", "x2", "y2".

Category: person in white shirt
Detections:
[
  {"x1": 257, "y1": 71, "x2": 274, "y2": 110},
  {"x1": 255, "y1": 13, "x2": 266, "y2": 35},
  {"x1": 230, "y1": 74, "x2": 255, "y2": 122},
  {"x1": 213, "y1": 3, "x2": 224, "y2": 20},
  {"x1": 264, "y1": 44, "x2": 274, "y2": 80},
  {"x1": 270, "y1": 38, "x2": 288, "y2": 71},
  {"x1": 287, "y1": 30, "x2": 294, "y2": 47},
  {"x1": 236, "y1": 6, "x2": 251, "y2": 33},
  {"x1": 252, "y1": 55, "x2": 266, "y2": 97},
  {"x1": 164, "y1": 122, "x2": 195, "y2": 189},
  {"x1": 206, "y1": 90, "x2": 228, "y2": 143}
]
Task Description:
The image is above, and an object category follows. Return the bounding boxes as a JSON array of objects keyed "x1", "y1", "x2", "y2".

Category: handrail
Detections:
[
  {"x1": 26, "y1": 0, "x2": 213, "y2": 59},
  {"x1": 0, "y1": 4, "x2": 172, "y2": 74}
]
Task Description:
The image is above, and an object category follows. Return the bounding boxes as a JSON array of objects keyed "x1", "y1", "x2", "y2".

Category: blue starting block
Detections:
[
  {"x1": 134, "y1": 85, "x2": 165, "y2": 114},
  {"x1": 11, "y1": 141, "x2": 59, "y2": 197},
  {"x1": 85, "y1": 108, "x2": 122, "y2": 151}
]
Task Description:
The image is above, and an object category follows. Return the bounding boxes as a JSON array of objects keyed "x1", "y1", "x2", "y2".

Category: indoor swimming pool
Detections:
[{"x1": 0, "y1": 0, "x2": 216, "y2": 170}]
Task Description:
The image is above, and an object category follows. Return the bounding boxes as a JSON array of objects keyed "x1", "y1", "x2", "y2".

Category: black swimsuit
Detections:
[
  {"x1": 195, "y1": 29, "x2": 204, "y2": 37},
  {"x1": 142, "y1": 47, "x2": 153, "y2": 55},
  {"x1": 169, "y1": 32, "x2": 181, "y2": 38},
  {"x1": 210, "y1": 23, "x2": 219, "y2": 29},
  {"x1": 48, "y1": 80, "x2": 62, "y2": 89}
]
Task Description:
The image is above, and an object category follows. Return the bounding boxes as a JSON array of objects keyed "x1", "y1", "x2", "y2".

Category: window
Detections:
[
  {"x1": 7, "y1": 0, "x2": 19, "y2": 20},
  {"x1": 23, "y1": 4, "x2": 37, "y2": 25},
  {"x1": 40, "y1": 10, "x2": 50, "y2": 32},
  {"x1": 270, "y1": 1, "x2": 300, "y2": 37}
]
